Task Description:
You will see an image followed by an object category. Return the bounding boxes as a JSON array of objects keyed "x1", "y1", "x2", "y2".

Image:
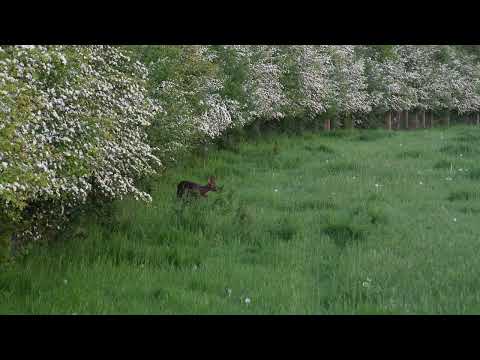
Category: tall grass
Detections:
[{"x1": 2, "y1": 126, "x2": 480, "y2": 314}]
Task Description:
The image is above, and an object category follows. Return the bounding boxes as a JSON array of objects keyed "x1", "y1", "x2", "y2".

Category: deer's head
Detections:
[{"x1": 207, "y1": 176, "x2": 217, "y2": 191}]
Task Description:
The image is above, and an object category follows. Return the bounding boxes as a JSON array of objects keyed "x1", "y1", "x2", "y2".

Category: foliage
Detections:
[
  {"x1": 0, "y1": 45, "x2": 160, "y2": 244},
  {"x1": 4, "y1": 44, "x2": 480, "y2": 249}
]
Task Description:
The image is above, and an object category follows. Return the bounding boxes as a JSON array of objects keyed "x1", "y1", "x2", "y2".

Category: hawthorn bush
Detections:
[
  {"x1": 0, "y1": 45, "x2": 160, "y2": 251},
  {"x1": 2, "y1": 45, "x2": 480, "y2": 257}
]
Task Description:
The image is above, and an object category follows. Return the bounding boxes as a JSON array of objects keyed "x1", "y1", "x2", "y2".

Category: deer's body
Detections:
[{"x1": 177, "y1": 176, "x2": 217, "y2": 198}]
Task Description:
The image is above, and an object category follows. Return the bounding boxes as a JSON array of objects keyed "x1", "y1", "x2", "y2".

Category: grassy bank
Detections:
[{"x1": 2, "y1": 126, "x2": 480, "y2": 314}]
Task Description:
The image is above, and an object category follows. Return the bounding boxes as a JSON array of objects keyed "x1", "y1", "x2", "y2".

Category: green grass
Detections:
[{"x1": 2, "y1": 126, "x2": 480, "y2": 314}]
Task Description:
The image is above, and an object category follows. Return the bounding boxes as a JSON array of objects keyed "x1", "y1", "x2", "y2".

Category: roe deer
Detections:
[{"x1": 177, "y1": 176, "x2": 218, "y2": 199}]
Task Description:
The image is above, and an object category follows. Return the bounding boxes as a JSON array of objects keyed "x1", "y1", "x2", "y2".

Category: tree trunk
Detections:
[
  {"x1": 411, "y1": 111, "x2": 418, "y2": 129},
  {"x1": 477, "y1": 113, "x2": 479, "y2": 126},
  {"x1": 421, "y1": 110, "x2": 426, "y2": 128},
  {"x1": 445, "y1": 110, "x2": 450, "y2": 127},
  {"x1": 345, "y1": 116, "x2": 353, "y2": 130},
  {"x1": 10, "y1": 233, "x2": 17, "y2": 257},
  {"x1": 324, "y1": 118, "x2": 331, "y2": 131},
  {"x1": 404, "y1": 110, "x2": 409, "y2": 130},
  {"x1": 385, "y1": 111, "x2": 392, "y2": 130}
]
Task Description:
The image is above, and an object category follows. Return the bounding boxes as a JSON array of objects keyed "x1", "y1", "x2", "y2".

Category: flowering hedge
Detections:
[
  {"x1": 2, "y1": 45, "x2": 480, "y2": 254},
  {"x1": 0, "y1": 45, "x2": 160, "y2": 246}
]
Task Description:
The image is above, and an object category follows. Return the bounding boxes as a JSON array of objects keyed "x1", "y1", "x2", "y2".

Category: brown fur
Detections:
[{"x1": 177, "y1": 176, "x2": 217, "y2": 199}]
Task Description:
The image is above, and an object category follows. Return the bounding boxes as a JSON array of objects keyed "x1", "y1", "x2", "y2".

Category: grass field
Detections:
[{"x1": 2, "y1": 126, "x2": 480, "y2": 314}]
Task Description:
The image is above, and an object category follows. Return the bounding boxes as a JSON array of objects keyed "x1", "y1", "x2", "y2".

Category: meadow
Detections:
[{"x1": 1, "y1": 125, "x2": 480, "y2": 314}]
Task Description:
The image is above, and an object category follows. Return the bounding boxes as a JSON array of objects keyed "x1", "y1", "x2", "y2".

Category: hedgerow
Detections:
[
  {"x1": 2, "y1": 45, "x2": 480, "y2": 256},
  {"x1": 0, "y1": 45, "x2": 160, "y2": 249}
]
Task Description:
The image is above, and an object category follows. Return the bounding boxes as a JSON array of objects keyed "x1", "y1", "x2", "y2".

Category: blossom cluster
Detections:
[
  {"x1": 362, "y1": 45, "x2": 480, "y2": 116},
  {"x1": 3, "y1": 44, "x2": 480, "y2": 247},
  {"x1": 0, "y1": 45, "x2": 160, "y2": 241}
]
